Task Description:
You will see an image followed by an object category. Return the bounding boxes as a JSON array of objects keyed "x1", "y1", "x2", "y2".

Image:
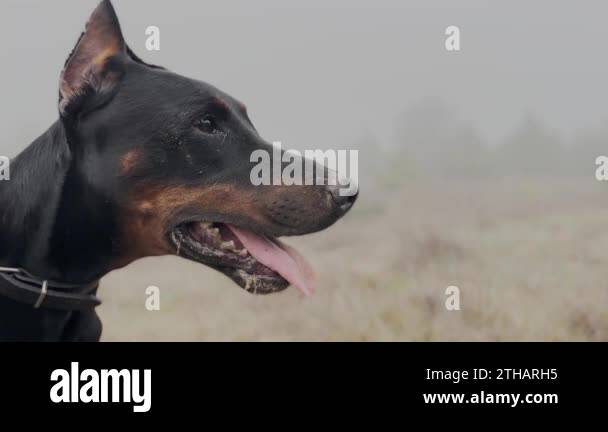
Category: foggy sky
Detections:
[{"x1": 1, "y1": 0, "x2": 607, "y2": 157}]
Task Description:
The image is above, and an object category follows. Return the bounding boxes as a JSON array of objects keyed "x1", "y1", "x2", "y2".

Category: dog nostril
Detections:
[{"x1": 327, "y1": 185, "x2": 358, "y2": 213}]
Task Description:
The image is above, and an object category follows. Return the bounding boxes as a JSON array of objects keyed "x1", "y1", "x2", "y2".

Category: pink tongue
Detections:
[{"x1": 227, "y1": 225, "x2": 316, "y2": 296}]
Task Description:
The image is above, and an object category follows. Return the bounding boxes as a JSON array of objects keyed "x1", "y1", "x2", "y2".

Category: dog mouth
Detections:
[{"x1": 169, "y1": 222, "x2": 316, "y2": 295}]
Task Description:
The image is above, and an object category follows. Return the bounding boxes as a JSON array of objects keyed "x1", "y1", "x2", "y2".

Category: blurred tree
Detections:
[
  {"x1": 495, "y1": 114, "x2": 567, "y2": 176},
  {"x1": 394, "y1": 99, "x2": 489, "y2": 179}
]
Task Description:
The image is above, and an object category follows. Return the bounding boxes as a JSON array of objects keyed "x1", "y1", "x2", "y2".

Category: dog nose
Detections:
[{"x1": 327, "y1": 184, "x2": 358, "y2": 214}]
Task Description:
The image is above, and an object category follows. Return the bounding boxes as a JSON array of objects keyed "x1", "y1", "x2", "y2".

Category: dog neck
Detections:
[{"x1": 0, "y1": 121, "x2": 116, "y2": 284}]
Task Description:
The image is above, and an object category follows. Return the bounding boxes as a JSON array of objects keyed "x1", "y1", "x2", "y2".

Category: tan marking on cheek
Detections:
[
  {"x1": 120, "y1": 150, "x2": 141, "y2": 175},
  {"x1": 119, "y1": 184, "x2": 268, "y2": 259},
  {"x1": 138, "y1": 201, "x2": 154, "y2": 213}
]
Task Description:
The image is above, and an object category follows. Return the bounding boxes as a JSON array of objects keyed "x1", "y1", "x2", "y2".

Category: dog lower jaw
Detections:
[
  {"x1": 168, "y1": 223, "x2": 290, "y2": 295},
  {"x1": 221, "y1": 267, "x2": 289, "y2": 295}
]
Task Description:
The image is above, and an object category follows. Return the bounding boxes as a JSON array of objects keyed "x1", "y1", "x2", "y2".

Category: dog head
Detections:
[{"x1": 58, "y1": 0, "x2": 358, "y2": 294}]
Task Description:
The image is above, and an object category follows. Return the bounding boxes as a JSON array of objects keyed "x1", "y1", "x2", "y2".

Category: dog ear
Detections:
[{"x1": 59, "y1": 0, "x2": 127, "y2": 117}]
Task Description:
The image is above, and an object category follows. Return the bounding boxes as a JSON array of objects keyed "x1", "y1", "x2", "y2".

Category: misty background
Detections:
[
  {"x1": 2, "y1": 0, "x2": 608, "y2": 174},
  {"x1": 1, "y1": 0, "x2": 607, "y2": 340}
]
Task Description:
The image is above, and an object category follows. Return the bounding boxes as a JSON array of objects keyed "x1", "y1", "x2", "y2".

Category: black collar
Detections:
[{"x1": 0, "y1": 267, "x2": 101, "y2": 311}]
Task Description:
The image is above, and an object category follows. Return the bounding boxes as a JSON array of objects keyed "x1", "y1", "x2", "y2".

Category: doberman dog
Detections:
[{"x1": 0, "y1": 0, "x2": 357, "y2": 341}]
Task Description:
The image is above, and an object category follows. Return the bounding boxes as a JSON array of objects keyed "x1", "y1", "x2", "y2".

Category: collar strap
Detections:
[{"x1": 0, "y1": 267, "x2": 101, "y2": 311}]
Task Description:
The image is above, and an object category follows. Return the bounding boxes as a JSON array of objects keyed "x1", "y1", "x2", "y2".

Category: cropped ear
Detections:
[{"x1": 59, "y1": 0, "x2": 127, "y2": 117}]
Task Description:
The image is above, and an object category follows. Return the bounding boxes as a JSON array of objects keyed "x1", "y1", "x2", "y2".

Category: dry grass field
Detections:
[{"x1": 99, "y1": 177, "x2": 608, "y2": 341}]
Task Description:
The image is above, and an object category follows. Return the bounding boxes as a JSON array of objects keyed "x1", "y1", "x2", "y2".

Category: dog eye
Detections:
[{"x1": 195, "y1": 116, "x2": 221, "y2": 134}]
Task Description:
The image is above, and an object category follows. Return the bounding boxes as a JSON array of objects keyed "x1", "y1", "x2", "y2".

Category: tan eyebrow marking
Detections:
[
  {"x1": 212, "y1": 96, "x2": 229, "y2": 112},
  {"x1": 119, "y1": 149, "x2": 141, "y2": 175}
]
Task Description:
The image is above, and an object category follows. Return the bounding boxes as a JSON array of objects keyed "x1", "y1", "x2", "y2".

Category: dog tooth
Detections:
[{"x1": 221, "y1": 240, "x2": 235, "y2": 250}]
